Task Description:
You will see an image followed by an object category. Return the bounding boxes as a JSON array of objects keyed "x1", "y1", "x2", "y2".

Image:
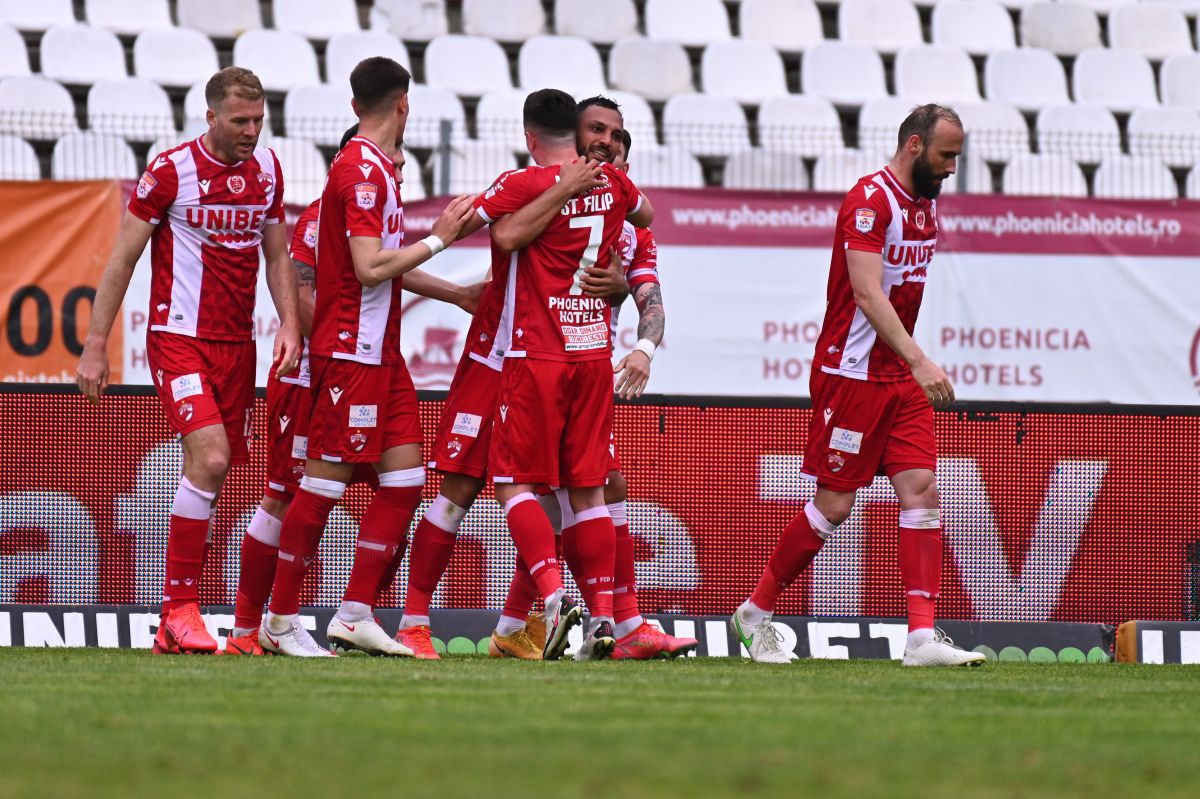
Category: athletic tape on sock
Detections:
[
  {"x1": 378, "y1": 467, "x2": 426, "y2": 488},
  {"x1": 172, "y1": 476, "x2": 216, "y2": 520},
  {"x1": 574, "y1": 505, "x2": 611, "y2": 523},
  {"x1": 424, "y1": 493, "x2": 467, "y2": 533},
  {"x1": 899, "y1": 508, "x2": 941, "y2": 529},
  {"x1": 247, "y1": 506, "x2": 283, "y2": 547},
  {"x1": 804, "y1": 501, "x2": 838, "y2": 540},
  {"x1": 299, "y1": 475, "x2": 346, "y2": 500},
  {"x1": 503, "y1": 492, "x2": 537, "y2": 516},
  {"x1": 607, "y1": 501, "x2": 628, "y2": 528}
]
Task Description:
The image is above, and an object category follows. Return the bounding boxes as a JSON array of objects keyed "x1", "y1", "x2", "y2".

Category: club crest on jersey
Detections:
[
  {"x1": 303, "y1": 220, "x2": 317, "y2": 248},
  {"x1": 355, "y1": 182, "x2": 378, "y2": 209},
  {"x1": 136, "y1": 172, "x2": 157, "y2": 199},
  {"x1": 447, "y1": 440, "x2": 462, "y2": 460},
  {"x1": 349, "y1": 431, "x2": 368, "y2": 452},
  {"x1": 177, "y1": 401, "x2": 194, "y2": 422},
  {"x1": 827, "y1": 451, "x2": 846, "y2": 473},
  {"x1": 257, "y1": 171, "x2": 272, "y2": 186},
  {"x1": 618, "y1": 229, "x2": 633, "y2": 255},
  {"x1": 227, "y1": 175, "x2": 246, "y2": 195},
  {"x1": 915, "y1": 210, "x2": 927, "y2": 229},
  {"x1": 855, "y1": 208, "x2": 876, "y2": 233}
]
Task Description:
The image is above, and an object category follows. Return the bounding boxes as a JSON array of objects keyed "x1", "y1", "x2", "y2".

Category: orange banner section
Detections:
[{"x1": 0, "y1": 181, "x2": 125, "y2": 383}]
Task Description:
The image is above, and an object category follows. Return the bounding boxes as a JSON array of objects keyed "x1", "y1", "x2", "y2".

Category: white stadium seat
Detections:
[
  {"x1": 722, "y1": 149, "x2": 810, "y2": 190},
  {"x1": 404, "y1": 84, "x2": 466, "y2": 148},
  {"x1": 812, "y1": 150, "x2": 887, "y2": 192},
  {"x1": 475, "y1": 89, "x2": 528, "y2": 152},
  {"x1": 1127, "y1": 107, "x2": 1200, "y2": 167},
  {"x1": 370, "y1": 0, "x2": 447, "y2": 41},
  {"x1": 1067, "y1": 0, "x2": 1137, "y2": 12},
  {"x1": 758, "y1": 95, "x2": 844, "y2": 157},
  {"x1": 1164, "y1": 0, "x2": 1200, "y2": 16},
  {"x1": 0, "y1": 133, "x2": 41, "y2": 179},
  {"x1": 424, "y1": 35, "x2": 512, "y2": 96},
  {"x1": 85, "y1": 0, "x2": 171, "y2": 35},
  {"x1": 605, "y1": 90, "x2": 658, "y2": 146},
  {"x1": 397, "y1": 148, "x2": 425, "y2": 201},
  {"x1": 858, "y1": 97, "x2": 915, "y2": 156},
  {"x1": 518, "y1": 35, "x2": 606, "y2": 98},
  {"x1": 1161, "y1": 54, "x2": 1200, "y2": 109},
  {"x1": 267, "y1": 136, "x2": 328, "y2": 205},
  {"x1": 894, "y1": 45, "x2": 981, "y2": 104},
  {"x1": 608, "y1": 36, "x2": 694, "y2": 102},
  {"x1": 284, "y1": 84, "x2": 356, "y2": 147},
  {"x1": 644, "y1": 0, "x2": 732, "y2": 47},
  {"x1": 0, "y1": 0, "x2": 74, "y2": 31},
  {"x1": 940, "y1": 154, "x2": 995, "y2": 194},
  {"x1": 233, "y1": 30, "x2": 321, "y2": 92},
  {"x1": 662, "y1": 93, "x2": 750, "y2": 157},
  {"x1": 463, "y1": 0, "x2": 544, "y2": 42},
  {"x1": 701, "y1": 40, "x2": 788, "y2": 105},
  {"x1": 625, "y1": 144, "x2": 705, "y2": 188},
  {"x1": 1187, "y1": 162, "x2": 1200, "y2": 200},
  {"x1": 1108, "y1": 3, "x2": 1192, "y2": 61},
  {"x1": 0, "y1": 76, "x2": 80, "y2": 140},
  {"x1": 1093, "y1": 155, "x2": 1178, "y2": 199},
  {"x1": 802, "y1": 42, "x2": 888, "y2": 106},
  {"x1": 1002, "y1": 153, "x2": 1088, "y2": 197},
  {"x1": 1072, "y1": 49, "x2": 1159, "y2": 113},
  {"x1": 1020, "y1": 3, "x2": 1101, "y2": 57},
  {"x1": 954, "y1": 100, "x2": 1030, "y2": 160},
  {"x1": 1036, "y1": 104, "x2": 1121, "y2": 163},
  {"x1": 273, "y1": 0, "x2": 359, "y2": 41},
  {"x1": 88, "y1": 79, "x2": 177, "y2": 143},
  {"x1": 184, "y1": 82, "x2": 210, "y2": 128},
  {"x1": 134, "y1": 28, "x2": 221, "y2": 88},
  {"x1": 838, "y1": 0, "x2": 924, "y2": 55},
  {"x1": 41, "y1": 24, "x2": 126, "y2": 84},
  {"x1": 178, "y1": 0, "x2": 262, "y2": 38},
  {"x1": 554, "y1": 0, "x2": 638, "y2": 44},
  {"x1": 51, "y1": 132, "x2": 138, "y2": 180},
  {"x1": 984, "y1": 48, "x2": 1071, "y2": 111},
  {"x1": 0, "y1": 23, "x2": 31, "y2": 77},
  {"x1": 326, "y1": 31, "x2": 411, "y2": 88},
  {"x1": 148, "y1": 132, "x2": 192, "y2": 160},
  {"x1": 432, "y1": 141, "x2": 518, "y2": 195},
  {"x1": 739, "y1": 0, "x2": 823, "y2": 54},
  {"x1": 931, "y1": 0, "x2": 1016, "y2": 55}
]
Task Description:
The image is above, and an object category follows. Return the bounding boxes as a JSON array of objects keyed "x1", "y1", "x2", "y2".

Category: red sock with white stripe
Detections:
[
  {"x1": 898, "y1": 508, "x2": 942, "y2": 648},
  {"x1": 569, "y1": 506, "x2": 616, "y2": 624},
  {"x1": 401, "y1": 493, "x2": 467, "y2": 628},
  {"x1": 610, "y1": 501, "x2": 643, "y2": 638},
  {"x1": 504, "y1": 492, "x2": 563, "y2": 600},
  {"x1": 745, "y1": 502, "x2": 835, "y2": 623},
  {"x1": 163, "y1": 476, "x2": 216, "y2": 611},
  {"x1": 267, "y1": 477, "x2": 344, "y2": 622},
  {"x1": 498, "y1": 531, "x2": 561, "y2": 636},
  {"x1": 339, "y1": 468, "x2": 424, "y2": 621},
  {"x1": 233, "y1": 505, "x2": 282, "y2": 634}
]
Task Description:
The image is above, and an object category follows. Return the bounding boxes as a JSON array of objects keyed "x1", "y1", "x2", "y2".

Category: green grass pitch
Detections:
[{"x1": 0, "y1": 650, "x2": 1196, "y2": 798}]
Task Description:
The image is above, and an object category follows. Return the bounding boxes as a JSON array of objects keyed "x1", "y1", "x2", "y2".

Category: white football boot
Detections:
[
  {"x1": 542, "y1": 594, "x2": 584, "y2": 661},
  {"x1": 573, "y1": 620, "x2": 616, "y2": 662},
  {"x1": 326, "y1": 616, "x2": 415, "y2": 657},
  {"x1": 259, "y1": 615, "x2": 336, "y2": 657},
  {"x1": 902, "y1": 628, "x2": 987, "y2": 667},
  {"x1": 730, "y1": 605, "x2": 793, "y2": 664}
]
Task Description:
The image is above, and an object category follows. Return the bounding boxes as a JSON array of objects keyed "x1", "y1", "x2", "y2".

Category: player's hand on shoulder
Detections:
[
  {"x1": 559, "y1": 157, "x2": 605, "y2": 196},
  {"x1": 911, "y1": 356, "x2": 955, "y2": 406},
  {"x1": 582, "y1": 247, "x2": 628, "y2": 299},
  {"x1": 76, "y1": 342, "x2": 110, "y2": 405},
  {"x1": 614, "y1": 350, "x2": 651, "y2": 399},
  {"x1": 431, "y1": 194, "x2": 477, "y2": 244}
]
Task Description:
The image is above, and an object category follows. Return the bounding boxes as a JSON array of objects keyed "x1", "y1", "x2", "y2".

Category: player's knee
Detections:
[
  {"x1": 904, "y1": 477, "x2": 939, "y2": 510},
  {"x1": 604, "y1": 471, "x2": 627, "y2": 504},
  {"x1": 192, "y1": 449, "x2": 231, "y2": 484},
  {"x1": 813, "y1": 491, "x2": 855, "y2": 527}
]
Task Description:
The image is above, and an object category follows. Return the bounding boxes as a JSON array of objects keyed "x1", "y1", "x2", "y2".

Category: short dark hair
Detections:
[
  {"x1": 897, "y1": 104, "x2": 962, "y2": 151},
  {"x1": 205, "y1": 67, "x2": 264, "y2": 109},
  {"x1": 339, "y1": 124, "x2": 360, "y2": 150},
  {"x1": 577, "y1": 95, "x2": 621, "y2": 115},
  {"x1": 523, "y1": 89, "x2": 578, "y2": 140},
  {"x1": 350, "y1": 57, "x2": 411, "y2": 114},
  {"x1": 615, "y1": 128, "x2": 632, "y2": 158}
]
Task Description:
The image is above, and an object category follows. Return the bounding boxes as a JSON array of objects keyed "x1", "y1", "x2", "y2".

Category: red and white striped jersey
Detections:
[
  {"x1": 813, "y1": 166, "x2": 937, "y2": 383},
  {"x1": 127, "y1": 136, "x2": 285, "y2": 341},
  {"x1": 475, "y1": 163, "x2": 642, "y2": 362},
  {"x1": 280, "y1": 199, "x2": 319, "y2": 386},
  {"x1": 309, "y1": 136, "x2": 405, "y2": 366},
  {"x1": 611, "y1": 221, "x2": 659, "y2": 334}
]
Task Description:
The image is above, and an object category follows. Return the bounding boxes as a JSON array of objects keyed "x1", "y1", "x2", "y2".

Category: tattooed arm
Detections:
[
  {"x1": 613, "y1": 282, "x2": 665, "y2": 399},
  {"x1": 294, "y1": 258, "x2": 316, "y2": 339}
]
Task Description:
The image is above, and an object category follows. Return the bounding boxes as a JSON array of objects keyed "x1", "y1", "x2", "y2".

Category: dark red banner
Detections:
[{"x1": 1, "y1": 389, "x2": 1196, "y2": 626}]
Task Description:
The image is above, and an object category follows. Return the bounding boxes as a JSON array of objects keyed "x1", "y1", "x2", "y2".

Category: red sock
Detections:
[
  {"x1": 164, "y1": 515, "x2": 208, "y2": 609},
  {"x1": 403, "y1": 517, "x2": 457, "y2": 617},
  {"x1": 899, "y1": 521, "x2": 942, "y2": 632},
  {"x1": 750, "y1": 505, "x2": 829, "y2": 612},
  {"x1": 505, "y1": 494, "x2": 563, "y2": 598},
  {"x1": 344, "y1": 484, "x2": 422, "y2": 606},
  {"x1": 503, "y1": 560, "x2": 540, "y2": 620},
  {"x1": 234, "y1": 534, "x2": 278, "y2": 629},
  {"x1": 269, "y1": 488, "x2": 339, "y2": 616},
  {"x1": 560, "y1": 522, "x2": 591, "y2": 607},
  {"x1": 613, "y1": 522, "x2": 640, "y2": 624},
  {"x1": 571, "y1": 510, "x2": 616, "y2": 618}
]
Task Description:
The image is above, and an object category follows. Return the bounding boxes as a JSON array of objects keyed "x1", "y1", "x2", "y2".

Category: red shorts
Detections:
[
  {"x1": 802, "y1": 369, "x2": 936, "y2": 492},
  {"x1": 428, "y1": 356, "x2": 501, "y2": 479},
  {"x1": 146, "y1": 331, "x2": 256, "y2": 465},
  {"x1": 306, "y1": 355, "x2": 423, "y2": 463},
  {"x1": 490, "y1": 358, "x2": 613, "y2": 488},
  {"x1": 264, "y1": 373, "x2": 312, "y2": 502}
]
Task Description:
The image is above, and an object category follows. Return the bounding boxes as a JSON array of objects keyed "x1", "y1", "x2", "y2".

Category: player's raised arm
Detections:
[
  {"x1": 489, "y1": 157, "x2": 605, "y2": 252},
  {"x1": 403, "y1": 269, "x2": 486, "y2": 314},
  {"x1": 261, "y1": 223, "x2": 302, "y2": 378},
  {"x1": 75, "y1": 211, "x2": 156, "y2": 403},
  {"x1": 626, "y1": 191, "x2": 654, "y2": 228},
  {"x1": 846, "y1": 248, "x2": 953, "y2": 405},
  {"x1": 349, "y1": 193, "x2": 476, "y2": 287}
]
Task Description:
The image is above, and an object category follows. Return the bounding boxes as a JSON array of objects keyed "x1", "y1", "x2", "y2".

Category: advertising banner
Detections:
[{"x1": 1, "y1": 389, "x2": 1196, "y2": 628}]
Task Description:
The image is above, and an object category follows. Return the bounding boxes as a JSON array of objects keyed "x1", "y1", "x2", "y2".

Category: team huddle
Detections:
[{"x1": 76, "y1": 57, "x2": 984, "y2": 667}]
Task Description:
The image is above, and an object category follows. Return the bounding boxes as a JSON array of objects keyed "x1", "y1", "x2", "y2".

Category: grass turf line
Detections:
[{"x1": 0, "y1": 650, "x2": 1196, "y2": 798}]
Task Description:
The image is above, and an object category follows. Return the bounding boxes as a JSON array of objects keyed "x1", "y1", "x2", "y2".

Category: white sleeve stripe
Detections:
[
  {"x1": 628, "y1": 194, "x2": 643, "y2": 216},
  {"x1": 627, "y1": 268, "x2": 657, "y2": 278},
  {"x1": 476, "y1": 207, "x2": 493, "y2": 223}
]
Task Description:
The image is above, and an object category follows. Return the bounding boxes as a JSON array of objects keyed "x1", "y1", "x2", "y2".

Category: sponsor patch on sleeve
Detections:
[
  {"x1": 291, "y1": 435, "x2": 309, "y2": 461},
  {"x1": 136, "y1": 172, "x2": 158, "y2": 199},
  {"x1": 170, "y1": 373, "x2": 204, "y2": 402},
  {"x1": 349, "y1": 404, "x2": 378, "y2": 429},
  {"x1": 354, "y1": 182, "x2": 378, "y2": 209},
  {"x1": 451, "y1": 412, "x2": 483, "y2": 438},
  {"x1": 303, "y1": 219, "x2": 317, "y2": 248},
  {"x1": 829, "y1": 426, "x2": 864, "y2": 455},
  {"x1": 854, "y1": 208, "x2": 876, "y2": 234}
]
